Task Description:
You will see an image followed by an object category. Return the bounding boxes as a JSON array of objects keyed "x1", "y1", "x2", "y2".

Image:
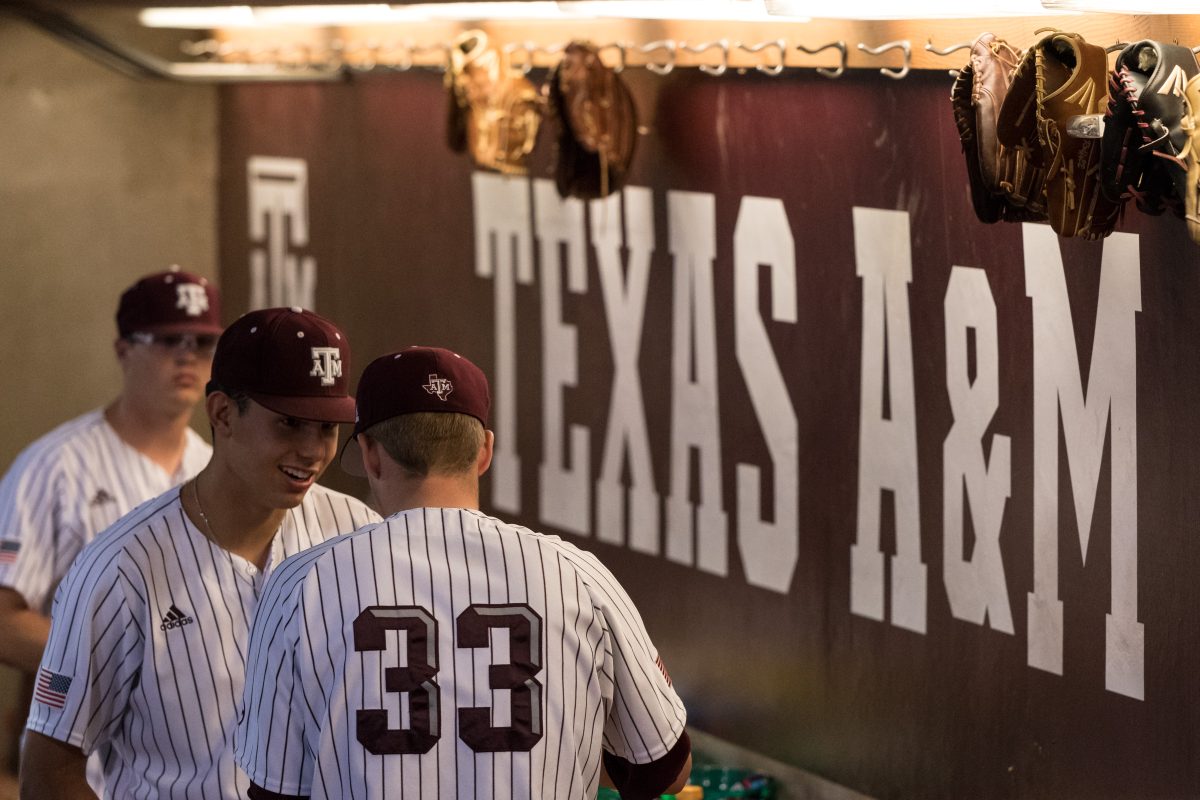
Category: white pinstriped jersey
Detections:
[
  {"x1": 235, "y1": 507, "x2": 687, "y2": 800},
  {"x1": 27, "y1": 483, "x2": 380, "y2": 800},
  {"x1": 0, "y1": 409, "x2": 211, "y2": 613}
]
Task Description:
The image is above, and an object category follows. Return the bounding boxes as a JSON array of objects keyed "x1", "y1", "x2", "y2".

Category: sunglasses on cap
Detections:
[{"x1": 126, "y1": 331, "x2": 219, "y2": 356}]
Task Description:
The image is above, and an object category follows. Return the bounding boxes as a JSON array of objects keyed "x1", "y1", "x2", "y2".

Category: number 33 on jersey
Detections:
[{"x1": 235, "y1": 508, "x2": 687, "y2": 800}]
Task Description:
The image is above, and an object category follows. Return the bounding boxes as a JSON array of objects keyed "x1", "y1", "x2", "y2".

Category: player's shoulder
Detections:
[
  {"x1": 62, "y1": 489, "x2": 183, "y2": 588},
  {"x1": 300, "y1": 483, "x2": 380, "y2": 525},
  {"x1": 1, "y1": 409, "x2": 106, "y2": 479},
  {"x1": 83, "y1": 488, "x2": 182, "y2": 554},
  {"x1": 267, "y1": 516, "x2": 384, "y2": 600},
  {"x1": 466, "y1": 508, "x2": 612, "y2": 575}
]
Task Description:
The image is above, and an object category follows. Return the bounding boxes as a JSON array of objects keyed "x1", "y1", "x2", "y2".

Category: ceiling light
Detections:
[
  {"x1": 766, "y1": 0, "x2": 1074, "y2": 17},
  {"x1": 557, "y1": 0, "x2": 784, "y2": 21},
  {"x1": 1040, "y1": 0, "x2": 1199, "y2": 10},
  {"x1": 140, "y1": 4, "x2": 567, "y2": 28}
]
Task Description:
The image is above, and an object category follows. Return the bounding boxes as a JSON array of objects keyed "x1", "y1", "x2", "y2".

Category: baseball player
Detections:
[
  {"x1": 235, "y1": 346, "x2": 690, "y2": 800},
  {"x1": 20, "y1": 307, "x2": 381, "y2": 800},
  {"x1": 0, "y1": 268, "x2": 219, "y2": 677}
]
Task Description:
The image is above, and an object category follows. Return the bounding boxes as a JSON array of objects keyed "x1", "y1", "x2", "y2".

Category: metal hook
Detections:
[
  {"x1": 380, "y1": 40, "x2": 413, "y2": 72},
  {"x1": 682, "y1": 39, "x2": 730, "y2": 76},
  {"x1": 180, "y1": 38, "x2": 219, "y2": 58},
  {"x1": 736, "y1": 39, "x2": 787, "y2": 76},
  {"x1": 597, "y1": 41, "x2": 629, "y2": 73},
  {"x1": 640, "y1": 39, "x2": 677, "y2": 75},
  {"x1": 412, "y1": 41, "x2": 454, "y2": 73},
  {"x1": 924, "y1": 38, "x2": 971, "y2": 57},
  {"x1": 503, "y1": 41, "x2": 536, "y2": 75},
  {"x1": 857, "y1": 39, "x2": 911, "y2": 79},
  {"x1": 797, "y1": 40, "x2": 846, "y2": 79},
  {"x1": 924, "y1": 38, "x2": 969, "y2": 78}
]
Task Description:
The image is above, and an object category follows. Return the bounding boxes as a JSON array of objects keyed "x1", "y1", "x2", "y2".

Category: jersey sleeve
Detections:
[
  {"x1": 583, "y1": 557, "x2": 688, "y2": 764},
  {"x1": 25, "y1": 547, "x2": 142, "y2": 754},
  {"x1": 236, "y1": 557, "x2": 316, "y2": 796},
  {"x1": 0, "y1": 443, "x2": 83, "y2": 612}
]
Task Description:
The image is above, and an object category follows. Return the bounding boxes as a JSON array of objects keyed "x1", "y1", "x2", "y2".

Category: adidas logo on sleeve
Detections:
[{"x1": 159, "y1": 604, "x2": 194, "y2": 632}]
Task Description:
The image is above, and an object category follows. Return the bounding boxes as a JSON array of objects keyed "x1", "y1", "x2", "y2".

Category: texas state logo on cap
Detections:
[
  {"x1": 340, "y1": 345, "x2": 491, "y2": 475},
  {"x1": 208, "y1": 307, "x2": 355, "y2": 423}
]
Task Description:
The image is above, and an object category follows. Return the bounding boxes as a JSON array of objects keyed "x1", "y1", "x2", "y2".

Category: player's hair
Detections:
[
  {"x1": 206, "y1": 383, "x2": 251, "y2": 414},
  {"x1": 365, "y1": 412, "x2": 484, "y2": 477}
]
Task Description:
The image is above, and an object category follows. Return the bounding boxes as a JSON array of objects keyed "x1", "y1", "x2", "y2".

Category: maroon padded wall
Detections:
[{"x1": 220, "y1": 68, "x2": 1200, "y2": 799}]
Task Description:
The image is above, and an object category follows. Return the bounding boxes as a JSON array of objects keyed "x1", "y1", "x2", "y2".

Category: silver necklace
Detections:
[{"x1": 191, "y1": 477, "x2": 218, "y2": 544}]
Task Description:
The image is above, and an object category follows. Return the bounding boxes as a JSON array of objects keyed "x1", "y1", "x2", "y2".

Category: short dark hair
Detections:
[
  {"x1": 365, "y1": 412, "x2": 484, "y2": 477},
  {"x1": 206, "y1": 382, "x2": 251, "y2": 414}
]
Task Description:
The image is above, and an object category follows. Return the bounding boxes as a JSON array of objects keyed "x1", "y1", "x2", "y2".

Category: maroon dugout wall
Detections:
[{"x1": 219, "y1": 68, "x2": 1200, "y2": 799}]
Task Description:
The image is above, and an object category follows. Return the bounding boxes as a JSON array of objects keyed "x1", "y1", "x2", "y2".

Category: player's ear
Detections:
[
  {"x1": 207, "y1": 391, "x2": 235, "y2": 439},
  {"x1": 359, "y1": 434, "x2": 384, "y2": 481},
  {"x1": 113, "y1": 337, "x2": 131, "y2": 363},
  {"x1": 476, "y1": 429, "x2": 494, "y2": 477}
]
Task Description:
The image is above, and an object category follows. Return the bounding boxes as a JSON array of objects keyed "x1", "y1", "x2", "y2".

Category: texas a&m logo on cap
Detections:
[
  {"x1": 175, "y1": 283, "x2": 210, "y2": 317},
  {"x1": 423, "y1": 373, "x2": 454, "y2": 401},
  {"x1": 310, "y1": 347, "x2": 343, "y2": 386}
]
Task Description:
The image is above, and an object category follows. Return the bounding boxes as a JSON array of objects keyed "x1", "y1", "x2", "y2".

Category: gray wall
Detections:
[{"x1": 0, "y1": 6, "x2": 218, "y2": 770}]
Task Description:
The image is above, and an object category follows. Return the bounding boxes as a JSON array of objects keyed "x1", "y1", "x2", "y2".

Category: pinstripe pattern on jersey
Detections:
[
  {"x1": 0, "y1": 409, "x2": 211, "y2": 614},
  {"x1": 236, "y1": 507, "x2": 687, "y2": 800},
  {"x1": 26, "y1": 483, "x2": 380, "y2": 800}
]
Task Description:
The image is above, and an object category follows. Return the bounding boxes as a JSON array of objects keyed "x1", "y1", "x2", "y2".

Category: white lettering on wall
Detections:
[
  {"x1": 665, "y1": 190, "x2": 728, "y2": 576},
  {"x1": 472, "y1": 172, "x2": 533, "y2": 513},
  {"x1": 534, "y1": 179, "x2": 591, "y2": 536},
  {"x1": 1025, "y1": 224, "x2": 1143, "y2": 699},
  {"x1": 942, "y1": 266, "x2": 1013, "y2": 634},
  {"x1": 851, "y1": 207, "x2": 926, "y2": 634},
  {"x1": 733, "y1": 197, "x2": 799, "y2": 594},
  {"x1": 248, "y1": 156, "x2": 316, "y2": 310},
  {"x1": 592, "y1": 188, "x2": 661, "y2": 553}
]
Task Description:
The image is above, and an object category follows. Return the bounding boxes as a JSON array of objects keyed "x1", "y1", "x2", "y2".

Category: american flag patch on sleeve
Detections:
[
  {"x1": 0, "y1": 540, "x2": 19, "y2": 564},
  {"x1": 35, "y1": 668, "x2": 72, "y2": 709}
]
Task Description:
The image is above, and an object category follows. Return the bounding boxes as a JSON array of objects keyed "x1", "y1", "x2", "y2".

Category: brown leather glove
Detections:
[
  {"x1": 951, "y1": 33, "x2": 1047, "y2": 223},
  {"x1": 999, "y1": 31, "x2": 1120, "y2": 239},
  {"x1": 550, "y1": 41, "x2": 638, "y2": 200}
]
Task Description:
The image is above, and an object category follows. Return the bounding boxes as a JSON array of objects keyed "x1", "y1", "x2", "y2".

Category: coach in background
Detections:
[
  {"x1": 0, "y1": 268, "x2": 220, "y2": 677},
  {"x1": 21, "y1": 307, "x2": 380, "y2": 800},
  {"x1": 236, "y1": 346, "x2": 691, "y2": 800}
]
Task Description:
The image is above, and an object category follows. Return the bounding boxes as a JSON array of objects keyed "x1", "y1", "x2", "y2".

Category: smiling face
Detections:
[{"x1": 210, "y1": 395, "x2": 340, "y2": 511}]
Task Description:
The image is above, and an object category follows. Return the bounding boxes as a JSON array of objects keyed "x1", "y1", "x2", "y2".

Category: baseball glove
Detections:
[
  {"x1": 997, "y1": 31, "x2": 1120, "y2": 239},
  {"x1": 951, "y1": 33, "x2": 1047, "y2": 223},
  {"x1": 549, "y1": 41, "x2": 638, "y2": 199},
  {"x1": 1101, "y1": 40, "x2": 1198, "y2": 216},
  {"x1": 1182, "y1": 74, "x2": 1200, "y2": 243},
  {"x1": 471, "y1": 62, "x2": 543, "y2": 176},
  {"x1": 444, "y1": 30, "x2": 488, "y2": 154}
]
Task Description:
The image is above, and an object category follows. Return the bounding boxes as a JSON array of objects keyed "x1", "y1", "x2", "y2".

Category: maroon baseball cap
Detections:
[
  {"x1": 116, "y1": 267, "x2": 222, "y2": 337},
  {"x1": 341, "y1": 346, "x2": 491, "y2": 475},
  {"x1": 208, "y1": 307, "x2": 356, "y2": 423}
]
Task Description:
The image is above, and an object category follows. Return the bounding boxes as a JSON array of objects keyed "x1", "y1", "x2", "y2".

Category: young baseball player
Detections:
[
  {"x1": 20, "y1": 307, "x2": 381, "y2": 800},
  {"x1": 235, "y1": 346, "x2": 691, "y2": 800},
  {"x1": 0, "y1": 268, "x2": 220, "y2": 677}
]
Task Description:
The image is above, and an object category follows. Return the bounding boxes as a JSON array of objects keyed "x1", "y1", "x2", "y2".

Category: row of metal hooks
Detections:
[
  {"x1": 182, "y1": 35, "x2": 1194, "y2": 81},
  {"x1": 183, "y1": 36, "x2": 912, "y2": 79}
]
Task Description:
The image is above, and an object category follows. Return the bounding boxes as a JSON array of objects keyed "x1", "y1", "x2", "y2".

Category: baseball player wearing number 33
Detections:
[
  {"x1": 235, "y1": 346, "x2": 691, "y2": 800},
  {"x1": 20, "y1": 308, "x2": 380, "y2": 800}
]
